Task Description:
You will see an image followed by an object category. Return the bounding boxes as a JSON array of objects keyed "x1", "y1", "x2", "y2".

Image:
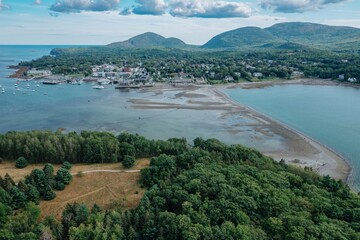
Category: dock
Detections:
[
  {"x1": 115, "y1": 85, "x2": 141, "y2": 89},
  {"x1": 42, "y1": 80, "x2": 65, "y2": 85}
]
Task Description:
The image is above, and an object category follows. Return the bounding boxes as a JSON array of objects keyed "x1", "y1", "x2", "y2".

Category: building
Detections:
[
  {"x1": 97, "y1": 79, "x2": 111, "y2": 85},
  {"x1": 224, "y1": 76, "x2": 234, "y2": 82},
  {"x1": 348, "y1": 77, "x2": 357, "y2": 83},
  {"x1": 291, "y1": 71, "x2": 304, "y2": 78},
  {"x1": 28, "y1": 69, "x2": 52, "y2": 76},
  {"x1": 253, "y1": 72, "x2": 263, "y2": 78},
  {"x1": 339, "y1": 74, "x2": 345, "y2": 80}
]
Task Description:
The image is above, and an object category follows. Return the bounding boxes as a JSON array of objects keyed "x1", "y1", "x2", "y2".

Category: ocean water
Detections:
[
  {"x1": 2, "y1": 46, "x2": 359, "y2": 190},
  {"x1": 0, "y1": 45, "x2": 283, "y2": 152},
  {"x1": 225, "y1": 85, "x2": 360, "y2": 191}
]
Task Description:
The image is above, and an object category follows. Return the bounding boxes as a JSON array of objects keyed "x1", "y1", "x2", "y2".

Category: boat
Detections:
[
  {"x1": 92, "y1": 85, "x2": 105, "y2": 89},
  {"x1": 1, "y1": 88, "x2": 5, "y2": 93}
]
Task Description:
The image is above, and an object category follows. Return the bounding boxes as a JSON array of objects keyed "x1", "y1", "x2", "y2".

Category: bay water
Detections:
[
  {"x1": 225, "y1": 85, "x2": 360, "y2": 191},
  {"x1": 1, "y1": 46, "x2": 359, "y2": 190},
  {"x1": 0, "y1": 46, "x2": 270, "y2": 147}
]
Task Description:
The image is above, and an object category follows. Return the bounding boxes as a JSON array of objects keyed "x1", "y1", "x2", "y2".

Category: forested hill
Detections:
[
  {"x1": 107, "y1": 32, "x2": 188, "y2": 49},
  {"x1": 104, "y1": 22, "x2": 360, "y2": 51},
  {"x1": 0, "y1": 131, "x2": 359, "y2": 239},
  {"x1": 202, "y1": 22, "x2": 360, "y2": 51}
]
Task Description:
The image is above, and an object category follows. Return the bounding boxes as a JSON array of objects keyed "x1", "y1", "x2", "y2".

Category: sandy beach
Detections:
[{"x1": 130, "y1": 81, "x2": 351, "y2": 182}]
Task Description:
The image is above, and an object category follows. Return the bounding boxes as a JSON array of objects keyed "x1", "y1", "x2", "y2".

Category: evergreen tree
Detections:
[
  {"x1": 15, "y1": 157, "x2": 28, "y2": 169},
  {"x1": 10, "y1": 186, "x2": 27, "y2": 209},
  {"x1": 122, "y1": 155, "x2": 135, "y2": 169},
  {"x1": 56, "y1": 168, "x2": 72, "y2": 185},
  {"x1": 62, "y1": 161, "x2": 72, "y2": 170}
]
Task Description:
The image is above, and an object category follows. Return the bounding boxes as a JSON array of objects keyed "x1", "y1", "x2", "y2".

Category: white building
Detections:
[
  {"x1": 253, "y1": 72, "x2": 263, "y2": 78},
  {"x1": 28, "y1": 69, "x2": 52, "y2": 76},
  {"x1": 224, "y1": 76, "x2": 234, "y2": 81}
]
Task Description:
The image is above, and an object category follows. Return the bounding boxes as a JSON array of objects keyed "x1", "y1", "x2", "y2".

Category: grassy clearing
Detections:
[
  {"x1": 0, "y1": 159, "x2": 149, "y2": 182},
  {"x1": 39, "y1": 171, "x2": 145, "y2": 219},
  {"x1": 0, "y1": 159, "x2": 150, "y2": 219}
]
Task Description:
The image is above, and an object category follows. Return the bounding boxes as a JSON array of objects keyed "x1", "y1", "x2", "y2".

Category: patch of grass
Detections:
[
  {"x1": 0, "y1": 158, "x2": 150, "y2": 183},
  {"x1": 0, "y1": 158, "x2": 150, "y2": 219},
  {"x1": 39, "y1": 171, "x2": 145, "y2": 219}
]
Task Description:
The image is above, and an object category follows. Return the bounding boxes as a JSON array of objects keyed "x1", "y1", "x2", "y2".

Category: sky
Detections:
[{"x1": 0, "y1": 0, "x2": 359, "y2": 45}]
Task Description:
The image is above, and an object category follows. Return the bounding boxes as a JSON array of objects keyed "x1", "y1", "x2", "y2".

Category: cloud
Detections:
[
  {"x1": 261, "y1": 0, "x2": 348, "y2": 13},
  {"x1": 169, "y1": 0, "x2": 251, "y2": 18},
  {"x1": 123, "y1": 0, "x2": 167, "y2": 15},
  {"x1": 50, "y1": 0, "x2": 121, "y2": 13},
  {"x1": 122, "y1": 0, "x2": 252, "y2": 18},
  {"x1": 0, "y1": 0, "x2": 10, "y2": 11}
]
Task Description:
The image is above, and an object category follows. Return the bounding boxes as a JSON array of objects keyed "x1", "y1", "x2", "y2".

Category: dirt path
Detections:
[{"x1": 71, "y1": 169, "x2": 141, "y2": 175}]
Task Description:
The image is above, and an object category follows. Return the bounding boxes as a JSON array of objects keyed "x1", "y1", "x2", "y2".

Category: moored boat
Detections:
[{"x1": 92, "y1": 85, "x2": 105, "y2": 89}]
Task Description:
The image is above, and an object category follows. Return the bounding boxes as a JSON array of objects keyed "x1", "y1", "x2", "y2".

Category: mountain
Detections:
[
  {"x1": 202, "y1": 22, "x2": 360, "y2": 50},
  {"x1": 107, "y1": 32, "x2": 188, "y2": 49},
  {"x1": 266, "y1": 22, "x2": 360, "y2": 50},
  {"x1": 105, "y1": 22, "x2": 360, "y2": 51},
  {"x1": 202, "y1": 27, "x2": 284, "y2": 49}
]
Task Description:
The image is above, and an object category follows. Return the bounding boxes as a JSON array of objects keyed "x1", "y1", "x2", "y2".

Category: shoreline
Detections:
[
  {"x1": 132, "y1": 82, "x2": 351, "y2": 183},
  {"x1": 225, "y1": 78, "x2": 360, "y2": 90},
  {"x1": 214, "y1": 85, "x2": 351, "y2": 183}
]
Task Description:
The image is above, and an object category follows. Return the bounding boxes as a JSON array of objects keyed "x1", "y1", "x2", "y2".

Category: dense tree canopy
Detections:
[
  {"x1": 18, "y1": 47, "x2": 360, "y2": 83},
  {"x1": 0, "y1": 131, "x2": 359, "y2": 239}
]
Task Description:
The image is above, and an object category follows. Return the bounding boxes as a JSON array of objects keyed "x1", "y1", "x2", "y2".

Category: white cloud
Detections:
[
  {"x1": 0, "y1": 10, "x2": 285, "y2": 45},
  {"x1": 169, "y1": 0, "x2": 252, "y2": 18},
  {"x1": 50, "y1": 0, "x2": 121, "y2": 13},
  {"x1": 0, "y1": 0, "x2": 10, "y2": 11},
  {"x1": 261, "y1": 0, "x2": 348, "y2": 13},
  {"x1": 122, "y1": 0, "x2": 252, "y2": 18},
  {"x1": 124, "y1": 0, "x2": 167, "y2": 15}
]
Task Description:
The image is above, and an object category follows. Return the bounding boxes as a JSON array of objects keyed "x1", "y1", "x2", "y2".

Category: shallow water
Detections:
[
  {"x1": 0, "y1": 46, "x2": 284, "y2": 152},
  {"x1": 225, "y1": 85, "x2": 360, "y2": 190},
  {"x1": 5, "y1": 46, "x2": 358, "y2": 189}
]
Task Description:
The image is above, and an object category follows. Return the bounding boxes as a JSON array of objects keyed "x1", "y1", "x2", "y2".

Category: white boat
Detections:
[
  {"x1": 1, "y1": 88, "x2": 5, "y2": 93},
  {"x1": 92, "y1": 85, "x2": 105, "y2": 89}
]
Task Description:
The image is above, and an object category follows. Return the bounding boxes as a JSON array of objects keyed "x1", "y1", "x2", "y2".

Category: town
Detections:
[{"x1": 13, "y1": 48, "x2": 360, "y2": 88}]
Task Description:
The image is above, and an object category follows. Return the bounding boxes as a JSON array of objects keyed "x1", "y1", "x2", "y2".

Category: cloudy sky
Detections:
[{"x1": 0, "y1": 0, "x2": 359, "y2": 45}]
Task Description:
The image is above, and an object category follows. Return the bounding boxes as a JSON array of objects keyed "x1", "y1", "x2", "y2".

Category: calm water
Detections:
[
  {"x1": 226, "y1": 85, "x2": 360, "y2": 190},
  {"x1": 0, "y1": 45, "x2": 282, "y2": 151},
  {"x1": 1, "y1": 46, "x2": 359, "y2": 190}
]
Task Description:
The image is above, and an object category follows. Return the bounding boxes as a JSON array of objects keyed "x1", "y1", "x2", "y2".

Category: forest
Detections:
[
  {"x1": 0, "y1": 131, "x2": 359, "y2": 239},
  {"x1": 18, "y1": 47, "x2": 360, "y2": 83}
]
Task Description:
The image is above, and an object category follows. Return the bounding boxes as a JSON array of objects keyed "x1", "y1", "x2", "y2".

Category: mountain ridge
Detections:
[
  {"x1": 107, "y1": 22, "x2": 360, "y2": 51},
  {"x1": 107, "y1": 32, "x2": 187, "y2": 49}
]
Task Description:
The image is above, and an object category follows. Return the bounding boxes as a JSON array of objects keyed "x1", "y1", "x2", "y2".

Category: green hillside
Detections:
[
  {"x1": 202, "y1": 22, "x2": 360, "y2": 51},
  {"x1": 107, "y1": 32, "x2": 187, "y2": 49},
  {"x1": 266, "y1": 22, "x2": 360, "y2": 50},
  {"x1": 202, "y1": 27, "x2": 284, "y2": 49}
]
